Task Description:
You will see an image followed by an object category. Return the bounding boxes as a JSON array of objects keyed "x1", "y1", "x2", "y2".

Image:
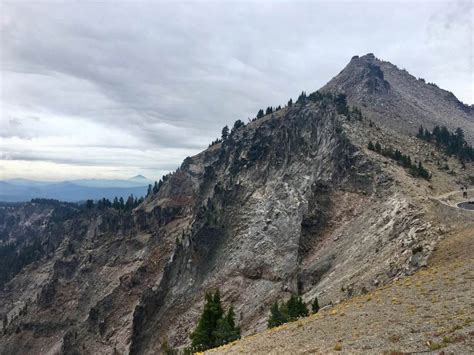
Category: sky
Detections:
[{"x1": 1, "y1": 0, "x2": 472, "y2": 181}]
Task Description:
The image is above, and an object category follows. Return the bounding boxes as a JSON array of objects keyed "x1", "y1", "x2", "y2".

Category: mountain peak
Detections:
[
  {"x1": 352, "y1": 52, "x2": 376, "y2": 61},
  {"x1": 129, "y1": 174, "x2": 148, "y2": 181},
  {"x1": 323, "y1": 54, "x2": 474, "y2": 142}
]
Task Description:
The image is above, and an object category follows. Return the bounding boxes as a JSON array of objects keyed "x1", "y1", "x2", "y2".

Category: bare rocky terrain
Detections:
[
  {"x1": 323, "y1": 54, "x2": 474, "y2": 143},
  {"x1": 206, "y1": 223, "x2": 474, "y2": 354},
  {"x1": 0, "y1": 54, "x2": 473, "y2": 354}
]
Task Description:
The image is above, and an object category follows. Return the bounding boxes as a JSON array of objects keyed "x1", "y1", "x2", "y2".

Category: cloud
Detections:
[{"x1": 0, "y1": 0, "x2": 472, "y2": 180}]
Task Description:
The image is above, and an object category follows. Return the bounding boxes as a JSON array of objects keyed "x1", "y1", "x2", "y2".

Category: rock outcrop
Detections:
[{"x1": 323, "y1": 53, "x2": 474, "y2": 143}]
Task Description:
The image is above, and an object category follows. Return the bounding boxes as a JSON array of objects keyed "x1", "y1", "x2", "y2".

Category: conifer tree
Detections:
[
  {"x1": 368, "y1": 141, "x2": 375, "y2": 151},
  {"x1": 416, "y1": 125, "x2": 424, "y2": 139},
  {"x1": 288, "y1": 98, "x2": 293, "y2": 107},
  {"x1": 85, "y1": 200, "x2": 94, "y2": 209},
  {"x1": 375, "y1": 141, "x2": 382, "y2": 153},
  {"x1": 213, "y1": 306, "x2": 241, "y2": 346},
  {"x1": 221, "y1": 125, "x2": 229, "y2": 141},
  {"x1": 113, "y1": 197, "x2": 120, "y2": 209},
  {"x1": 232, "y1": 119, "x2": 245, "y2": 132},
  {"x1": 257, "y1": 109, "x2": 264, "y2": 119},
  {"x1": 424, "y1": 128, "x2": 431, "y2": 141},
  {"x1": 2, "y1": 314, "x2": 7, "y2": 334},
  {"x1": 286, "y1": 295, "x2": 308, "y2": 321},
  {"x1": 268, "y1": 301, "x2": 287, "y2": 328},
  {"x1": 190, "y1": 292, "x2": 217, "y2": 350},
  {"x1": 311, "y1": 297, "x2": 320, "y2": 313},
  {"x1": 190, "y1": 289, "x2": 238, "y2": 351}
]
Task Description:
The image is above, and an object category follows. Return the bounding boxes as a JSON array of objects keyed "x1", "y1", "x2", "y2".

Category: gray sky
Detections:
[{"x1": 1, "y1": 0, "x2": 472, "y2": 181}]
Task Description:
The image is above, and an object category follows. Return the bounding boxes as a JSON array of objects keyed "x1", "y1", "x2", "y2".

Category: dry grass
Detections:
[{"x1": 205, "y1": 224, "x2": 474, "y2": 354}]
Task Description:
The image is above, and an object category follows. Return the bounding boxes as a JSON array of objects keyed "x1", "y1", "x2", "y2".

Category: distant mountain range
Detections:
[{"x1": 0, "y1": 176, "x2": 153, "y2": 202}]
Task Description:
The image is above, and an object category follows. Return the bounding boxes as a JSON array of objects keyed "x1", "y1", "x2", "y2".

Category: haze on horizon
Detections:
[{"x1": 1, "y1": 0, "x2": 472, "y2": 182}]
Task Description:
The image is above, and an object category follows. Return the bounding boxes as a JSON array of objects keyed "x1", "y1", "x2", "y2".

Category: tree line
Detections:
[
  {"x1": 161, "y1": 290, "x2": 321, "y2": 353},
  {"x1": 368, "y1": 140, "x2": 431, "y2": 180},
  {"x1": 416, "y1": 125, "x2": 473, "y2": 163},
  {"x1": 85, "y1": 194, "x2": 144, "y2": 211},
  {"x1": 0, "y1": 238, "x2": 43, "y2": 287},
  {"x1": 268, "y1": 295, "x2": 319, "y2": 328},
  {"x1": 208, "y1": 91, "x2": 362, "y2": 150}
]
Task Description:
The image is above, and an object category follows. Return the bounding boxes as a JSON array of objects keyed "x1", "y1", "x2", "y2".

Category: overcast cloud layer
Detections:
[{"x1": 1, "y1": 0, "x2": 472, "y2": 181}]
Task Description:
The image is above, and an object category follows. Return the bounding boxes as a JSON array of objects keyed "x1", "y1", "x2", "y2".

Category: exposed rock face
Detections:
[
  {"x1": 1, "y1": 54, "x2": 472, "y2": 354},
  {"x1": 129, "y1": 100, "x2": 366, "y2": 353},
  {"x1": 323, "y1": 53, "x2": 474, "y2": 143}
]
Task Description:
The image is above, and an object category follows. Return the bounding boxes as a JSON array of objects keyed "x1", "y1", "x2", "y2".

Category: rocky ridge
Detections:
[
  {"x1": 323, "y1": 53, "x2": 474, "y2": 143},
  {"x1": 0, "y1": 54, "x2": 473, "y2": 354}
]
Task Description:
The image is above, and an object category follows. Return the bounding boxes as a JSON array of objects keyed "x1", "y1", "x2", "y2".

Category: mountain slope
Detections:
[
  {"x1": 0, "y1": 55, "x2": 472, "y2": 354},
  {"x1": 206, "y1": 224, "x2": 474, "y2": 354},
  {"x1": 322, "y1": 53, "x2": 474, "y2": 143}
]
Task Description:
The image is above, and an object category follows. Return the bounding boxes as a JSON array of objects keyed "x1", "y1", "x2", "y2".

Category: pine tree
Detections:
[
  {"x1": 335, "y1": 93, "x2": 349, "y2": 116},
  {"x1": 232, "y1": 120, "x2": 245, "y2": 132},
  {"x1": 311, "y1": 297, "x2": 320, "y2": 313},
  {"x1": 417, "y1": 161, "x2": 430, "y2": 180},
  {"x1": 288, "y1": 98, "x2": 293, "y2": 107},
  {"x1": 286, "y1": 295, "x2": 308, "y2": 321},
  {"x1": 368, "y1": 141, "x2": 375, "y2": 151},
  {"x1": 424, "y1": 128, "x2": 431, "y2": 141},
  {"x1": 221, "y1": 126, "x2": 229, "y2": 141},
  {"x1": 268, "y1": 301, "x2": 287, "y2": 328},
  {"x1": 190, "y1": 289, "x2": 232, "y2": 351},
  {"x1": 85, "y1": 200, "x2": 94, "y2": 209},
  {"x1": 375, "y1": 141, "x2": 382, "y2": 153},
  {"x1": 286, "y1": 294, "x2": 298, "y2": 320},
  {"x1": 153, "y1": 181, "x2": 159, "y2": 194},
  {"x1": 416, "y1": 125, "x2": 424, "y2": 139},
  {"x1": 2, "y1": 314, "x2": 7, "y2": 334},
  {"x1": 213, "y1": 306, "x2": 241, "y2": 346},
  {"x1": 211, "y1": 289, "x2": 224, "y2": 322},
  {"x1": 256, "y1": 109, "x2": 264, "y2": 119},
  {"x1": 190, "y1": 292, "x2": 216, "y2": 351},
  {"x1": 125, "y1": 194, "x2": 134, "y2": 210},
  {"x1": 147, "y1": 184, "x2": 152, "y2": 197}
]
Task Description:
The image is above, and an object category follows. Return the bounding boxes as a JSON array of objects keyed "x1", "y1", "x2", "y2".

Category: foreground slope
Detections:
[{"x1": 207, "y1": 222, "x2": 474, "y2": 354}]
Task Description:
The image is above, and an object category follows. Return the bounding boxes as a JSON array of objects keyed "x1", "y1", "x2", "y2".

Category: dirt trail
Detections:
[
  {"x1": 206, "y1": 225, "x2": 474, "y2": 354},
  {"x1": 433, "y1": 189, "x2": 474, "y2": 210}
]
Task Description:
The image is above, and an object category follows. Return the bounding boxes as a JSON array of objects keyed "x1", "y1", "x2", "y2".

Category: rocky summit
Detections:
[{"x1": 1, "y1": 54, "x2": 473, "y2": 354}]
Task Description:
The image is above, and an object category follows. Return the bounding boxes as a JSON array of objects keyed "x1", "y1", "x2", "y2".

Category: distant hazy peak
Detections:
[{"x1": 129, "y1": 175, "x2": 148, "y2": 181}]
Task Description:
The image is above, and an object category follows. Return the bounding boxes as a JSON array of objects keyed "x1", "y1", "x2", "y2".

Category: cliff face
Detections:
[
  {"x1": 130, "y1": 99, "x2": 367, "y2": 353},
  {"x1": 1, "y1": 55, "x2": 472, "y2": 354},
  {"x1": 323, "y1": 54, "x2": 474, "y2": 143}
]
